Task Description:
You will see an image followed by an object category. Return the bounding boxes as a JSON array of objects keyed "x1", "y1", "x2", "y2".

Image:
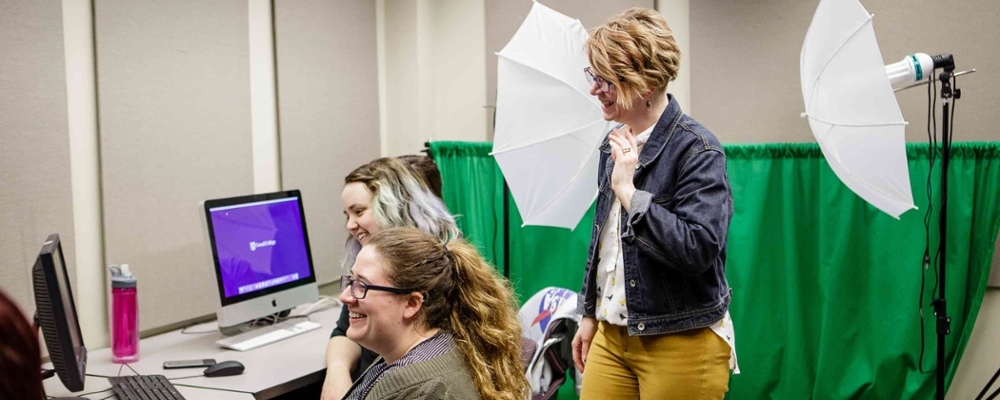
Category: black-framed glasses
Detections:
[
  {"x1": 584, "y1": 67, "x2": 613, "y2": 93},
  {"x1": 340, "y1": 275, "x2": 415, "y2": 300}
]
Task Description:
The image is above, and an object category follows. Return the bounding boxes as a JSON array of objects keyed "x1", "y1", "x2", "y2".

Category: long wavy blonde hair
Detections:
[
  {"x1": 342, "y1": 157, "x2": 459, "y2": 270},
  {"x1": 586, "y1": 7, "x2": 681, "y2": 109},
  {"x1": 368, "y1": 227, "x2": 529, "y2": 400}
]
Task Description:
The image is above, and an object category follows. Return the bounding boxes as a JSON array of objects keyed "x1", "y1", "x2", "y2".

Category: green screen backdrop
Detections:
[{"x1": 428, "y1": 141, "x2": 1000, "y2": 399}]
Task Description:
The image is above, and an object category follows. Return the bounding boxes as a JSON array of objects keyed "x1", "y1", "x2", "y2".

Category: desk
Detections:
[
  {"x1": 44, "y1": 304, "x2": 340, "y2": 399},
  {"x1": 44, "y1": 375, "x2": 254, "y2": 399}
]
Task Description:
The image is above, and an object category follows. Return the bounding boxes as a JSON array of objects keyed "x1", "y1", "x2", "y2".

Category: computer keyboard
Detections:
[
  {"x1": 216, "y1": 320, "x2": 321, "y2": 351},
  {"x1": 112, "y1": 374, "x2": 185, "y2": 400}
]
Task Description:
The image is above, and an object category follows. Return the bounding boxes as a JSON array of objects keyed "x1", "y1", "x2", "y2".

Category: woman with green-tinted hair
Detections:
[{"x1": 321, "y1": 157, "x2": 460, "y2": 400}]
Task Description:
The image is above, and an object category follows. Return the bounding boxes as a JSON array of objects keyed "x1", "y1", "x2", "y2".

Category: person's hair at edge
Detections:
[
  {"x1": 585, "y1": 7, "x2": 681, "y2": 110},
  {"x1": 0, "y1": 289, "x2": 44, "y2": 400},
  {"x1": 342, "y1": 157, "x2": 459, "y2": 270},
  {"x1": 397, "y1": 154, "x2": 444, "y2": 200},
  {"x1": 368, "y1": 227, "x2": 529, "y2": 400}
]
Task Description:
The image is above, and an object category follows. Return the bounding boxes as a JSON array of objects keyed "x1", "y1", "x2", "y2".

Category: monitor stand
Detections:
[
  {"x1": 41, "y1": 370, "x2": 81, "y2": 400},
  {"x1": 35, "y1": 315, "x2": 87, "y2": 400},
  {"x1": 218, "y1": 308, "x2": 293, "y2": 336}
]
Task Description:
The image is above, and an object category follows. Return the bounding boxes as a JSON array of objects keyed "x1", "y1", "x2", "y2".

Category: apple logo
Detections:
[{"x1": 272, "y1": 299, "x2": 277, "y2": 307}]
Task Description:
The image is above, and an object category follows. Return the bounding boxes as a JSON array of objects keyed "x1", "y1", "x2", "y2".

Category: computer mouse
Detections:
[{"x1": 203, "y1": 360, "x2": 245, "y2": 377}]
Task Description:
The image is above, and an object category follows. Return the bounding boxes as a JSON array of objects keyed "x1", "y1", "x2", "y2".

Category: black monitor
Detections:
[{"x1": 32, "y1": 233, "x2": 86, "y2": 392}]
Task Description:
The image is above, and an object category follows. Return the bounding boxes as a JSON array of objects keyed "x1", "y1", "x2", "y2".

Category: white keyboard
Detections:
[{"x1": 216, "y1": 320, "x2": 322, "y2": 352}]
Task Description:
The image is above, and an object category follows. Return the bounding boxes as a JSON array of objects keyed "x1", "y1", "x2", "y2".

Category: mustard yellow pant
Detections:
[{"x1": 580, "y1": 321, "x2": 731, "y2": 400}]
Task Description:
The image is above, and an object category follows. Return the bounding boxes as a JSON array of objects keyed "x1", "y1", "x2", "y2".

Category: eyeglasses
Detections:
[
  {"x1": 584, "y1": 67, "x2": 613, "y2": 93},
  {"x1": 340, "y1": 275, "x2": 415, "y2": 300}
]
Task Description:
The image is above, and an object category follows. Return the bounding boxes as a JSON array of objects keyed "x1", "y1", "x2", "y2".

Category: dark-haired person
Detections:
[
  {"x1": 0, "y1": 289, "x2": 44, "y2": 400},
  {"x1": 322, "y1": 158, "x2": 460, "y2": 400},
  {"x1": 398, "y1": 154, "x2": 444, "y2": 200},
  {"x1": 338, "y1": 227, "x2": 528, "y2": 400},
  {"x1": 571, "y1": 7, "x2": 738, "y2": 400}
]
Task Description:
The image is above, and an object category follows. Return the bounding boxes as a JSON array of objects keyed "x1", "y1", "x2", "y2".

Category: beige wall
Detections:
[
  {"x1": 273, "y1": 0, "x2": 380, "y2": 283},
  {"x1": 950, "y1": 288, "x2": 1000, "y2": 399},
  {"x1": 95, "y1": 0, "x2": 255, "y2": 332},
  {"x1": 690, "y1": 0, "x2": 1000, "y2": 144},
  {"x1": 1, "y1": 0, "x2": 380, "y2": 343},
  {"x1": 380, "y1": 0, "x2": 488, "y2": 157},
  {"x1": 0, "y1": 0, "x2": 77, "y2": 324}
]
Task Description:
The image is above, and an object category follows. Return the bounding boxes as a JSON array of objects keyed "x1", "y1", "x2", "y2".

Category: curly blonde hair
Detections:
[
  {"x1": 586, "y1": 7, "x2": 680, "y2": 110},
  {"x1": 369, "y1": 227, "x2": 529, "y2": 400}
]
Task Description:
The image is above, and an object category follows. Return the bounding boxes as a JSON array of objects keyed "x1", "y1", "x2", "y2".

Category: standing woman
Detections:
[
  {"x1": 322, "y1": 157, "x2": 460, "y2": 400},
  {"x1": 339, "y1": 227, "x2": 528, "y2": 400},
  {"x1": 571, "y1": 7, "x2": 738, "y2": 400}
]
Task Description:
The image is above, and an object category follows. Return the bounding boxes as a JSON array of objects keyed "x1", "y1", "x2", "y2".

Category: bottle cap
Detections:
[{"x1": 109, "y1": 264, "x2": 137, "y2": 289}]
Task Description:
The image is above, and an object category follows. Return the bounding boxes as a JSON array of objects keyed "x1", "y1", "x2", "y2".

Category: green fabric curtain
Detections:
[
  {"x1": 429, "y1": 141, "x2": 1000, "y2": 399},
  {"x1": 427, "y1": 141, "x2": 507, "y2": 268}
]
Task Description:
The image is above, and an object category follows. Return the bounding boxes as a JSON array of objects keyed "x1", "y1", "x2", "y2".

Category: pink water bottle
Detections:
[{"x1": 110, "y1": 264, "x2": 139, "y2": 363}]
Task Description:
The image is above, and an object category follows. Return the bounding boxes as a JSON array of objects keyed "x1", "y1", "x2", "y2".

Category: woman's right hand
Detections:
[
  {"x1": 320, "y1": 370, "x2": 353, "y2": 400},
  {"x1": 571, "y1": 316, "x2": 598, "y2": 372}
]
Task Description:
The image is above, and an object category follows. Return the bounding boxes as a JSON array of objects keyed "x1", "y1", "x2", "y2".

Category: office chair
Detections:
[{"x1": 517, "y1": 287, "x2": 581, "y2": 400}]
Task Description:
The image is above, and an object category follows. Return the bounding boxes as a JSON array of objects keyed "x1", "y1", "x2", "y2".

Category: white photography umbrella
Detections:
[
  {"x1": 800, "y1": 0, "x2": 916, "y2": 219},
  {"x1": 492, "y1": 1, "x2": 613, "y2": 229}
]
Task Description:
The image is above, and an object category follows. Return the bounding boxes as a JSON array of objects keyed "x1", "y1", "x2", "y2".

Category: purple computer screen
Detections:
[{"x1": 209, "y1": 198, "x2": 312, "y2": 298}]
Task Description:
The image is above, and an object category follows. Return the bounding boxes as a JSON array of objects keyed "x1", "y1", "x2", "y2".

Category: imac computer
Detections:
[
  {"x1": 32, "y1": 233, "x2": 87, "y2": 393},
  {"x1": 202, "y1": 190, "x2": 319, "y2": 331}
]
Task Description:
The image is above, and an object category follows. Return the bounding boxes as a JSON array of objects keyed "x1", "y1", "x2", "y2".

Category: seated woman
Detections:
[
  {"x1": 323, "y1": 157, "x2": 461, "y2": 399},
  {"x1": 338, "y1": 227, "x2": 528, "y2": 400}
]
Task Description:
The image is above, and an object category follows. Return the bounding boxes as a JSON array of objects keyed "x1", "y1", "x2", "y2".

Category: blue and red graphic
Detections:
[{"x1": 531, "y1": 288, "x2": 575, "y2": 334}]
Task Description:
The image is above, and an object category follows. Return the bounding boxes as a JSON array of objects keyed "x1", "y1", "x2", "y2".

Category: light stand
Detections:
[
  {"x1": 930, "y1": 53, "x2": 962, "y2": 400},
  {"x1": 888, "y1": 52, "x2": 974, "y2": 400}
]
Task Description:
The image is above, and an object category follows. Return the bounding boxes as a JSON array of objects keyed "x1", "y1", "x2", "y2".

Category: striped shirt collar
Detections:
[{"x1": 344, "y1": 330, "x2": 455, "y2": 400}]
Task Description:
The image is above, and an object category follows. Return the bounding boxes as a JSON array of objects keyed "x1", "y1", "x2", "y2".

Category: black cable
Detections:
[
  {"x1": 949, "y1": 75, "x2": 958, "y2": 153},
  {"x1": 930, "y1": 74, "x2": 941, "y2": 300},
  {"x1": 239, "y1": 313, "x2": 310, "y2": 333},
  {"x1": 69, "y1": 387, "x2": 114, "y2": 398},
  {"x1": 168, "y1": 374, "x2": 206, "y2": 381},
  {"x1": 918, "y1": 71, "x2": 937, "y2": 374},
  {"x1": 124, "y1": 363, "x2": 139, "y2": 376}
]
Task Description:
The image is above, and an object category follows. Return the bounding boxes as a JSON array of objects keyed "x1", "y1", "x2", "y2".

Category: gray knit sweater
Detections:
[{"x1": 361, "y1": 347, "x2": 481, "y2": 400}]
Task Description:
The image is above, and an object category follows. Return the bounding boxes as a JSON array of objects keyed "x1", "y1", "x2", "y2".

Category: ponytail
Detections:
[
  {"x1": 444, "y1": 241, "x2": 529, "y2": 400},
  {"x1": 368, "y1": 228, "x2": 529, "y2": 400}
]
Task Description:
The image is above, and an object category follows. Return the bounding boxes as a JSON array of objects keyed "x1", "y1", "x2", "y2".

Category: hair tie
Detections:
[
  {"x1": 441, "y1": 242, "x2": 462, "y2": 286},
  {"x1": 441, "y1": 242, "x2": 453, "y2": 265}
]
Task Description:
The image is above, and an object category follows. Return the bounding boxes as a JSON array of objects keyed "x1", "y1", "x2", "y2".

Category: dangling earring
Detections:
[{"x1": 646, "y1": 99, "x2": 652, "y2": 111}]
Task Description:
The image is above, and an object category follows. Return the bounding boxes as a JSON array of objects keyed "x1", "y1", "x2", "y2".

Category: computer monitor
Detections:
[
  {"x1": 32, "y1": 233, "x2": 86, "y2": 392},
  {"x1": 202, "y1": 190, "x2": 319, "y2": 330}
]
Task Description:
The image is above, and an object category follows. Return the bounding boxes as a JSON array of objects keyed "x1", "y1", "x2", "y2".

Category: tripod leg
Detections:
[{"x1": 977, "y1": 364, "x2": 1000, "y2": 400}]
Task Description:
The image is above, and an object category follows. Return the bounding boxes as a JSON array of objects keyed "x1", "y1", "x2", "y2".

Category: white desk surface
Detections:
[
  {"x1": 49, "y1": 304, "x2": 341, "y2": 399},
  {"x1": 44, "y1": 375, "x2": 254, "y2": 399}
]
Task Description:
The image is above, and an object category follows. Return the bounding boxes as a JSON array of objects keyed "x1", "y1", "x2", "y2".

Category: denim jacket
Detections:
[{"x1": 577, "y1": 95, "x2": 733, "y2": 336}]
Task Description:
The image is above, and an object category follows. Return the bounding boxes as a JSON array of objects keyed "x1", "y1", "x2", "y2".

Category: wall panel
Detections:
[
  {"x1": 95, "y1": 0, "x2": 253, "y2": 330},
  {"x1": 274, "y1": 0, "x2": 380, "y2": 283},
  {"x1": 0, "y1": 1, "x2": 76, "y2": 318},
  {"x1": 690, "y1": 0, "x2": 1000, "y2": 143}
]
